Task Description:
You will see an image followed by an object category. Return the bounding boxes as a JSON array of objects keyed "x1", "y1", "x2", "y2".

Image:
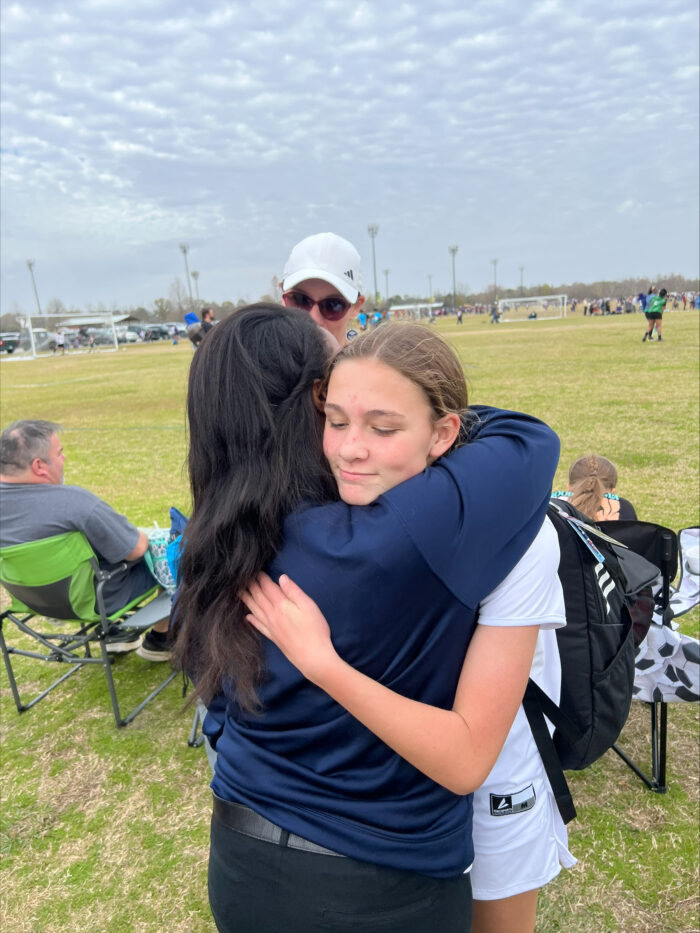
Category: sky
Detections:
[{"x1": 1, "y1": 0, "x2": 698, "y2": 315}]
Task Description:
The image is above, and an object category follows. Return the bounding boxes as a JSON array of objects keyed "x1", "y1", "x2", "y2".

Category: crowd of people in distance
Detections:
[{"x1": 573, "y1": 288, "x2": 699, "y2": 317}]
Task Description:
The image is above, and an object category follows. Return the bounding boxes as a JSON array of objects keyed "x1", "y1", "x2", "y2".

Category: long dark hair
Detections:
[{"x1": 173, "y1": 304, "x2": 337, "y2": 709}]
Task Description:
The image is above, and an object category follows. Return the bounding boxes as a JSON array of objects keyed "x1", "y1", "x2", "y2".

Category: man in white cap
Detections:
[{"x1": 280, "y1": 232, "x2": 365, "y2": 346}]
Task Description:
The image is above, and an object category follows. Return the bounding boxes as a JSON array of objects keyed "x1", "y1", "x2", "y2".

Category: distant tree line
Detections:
[
  {"x1": 427, "y1": 273, "x2": 699, "y2": 308},
  {"x1": 2, "y1": 273, "x2": 698, "y2": 334}
]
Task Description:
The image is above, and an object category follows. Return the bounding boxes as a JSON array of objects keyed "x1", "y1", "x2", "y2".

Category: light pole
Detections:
[
  {"x1": 367, "y1": 224, "x2": 379, "y2": 304},
  {"x1": 427, "y1": 274, "x2": 433, "y2": 301},
  {"x1": 191, "y1": 270, "x2": 200, "y2": 310},
  {"x1": 383, "y1": 269, "x2": 390, "y2": 303},
  {"x1": 25, "y1": 260, "x2": 40, "y2": 358},
  {"x1": 448, "y1": 246, "x2": 458, "y2": 311},
  {"x1": 519, "y1": 266, "x2": 524, "y2": 296},
  {"x1": 179, "y1": 243, "x2": 195, "y2": 313},
  {"x1": 491, "y1": 258, "x2": 498, "y2": 297}
]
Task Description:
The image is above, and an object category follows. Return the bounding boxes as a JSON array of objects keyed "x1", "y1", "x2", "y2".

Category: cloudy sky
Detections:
[{"x1": 1, "y1": 0, "x2": 698, "y2": 314}]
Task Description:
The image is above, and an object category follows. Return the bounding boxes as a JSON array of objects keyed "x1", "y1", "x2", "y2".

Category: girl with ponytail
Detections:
[{"x1": 553, "y1": 454, "x2": 637, "y2": 522}]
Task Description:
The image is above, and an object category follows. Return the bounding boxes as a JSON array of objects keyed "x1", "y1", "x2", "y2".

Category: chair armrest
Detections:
[
  {"x1": 117, "y1": 592, "x2": 172, "y2": 632},
  {"x1": 93, "y1": 561, "x2": 129, "y2": 582}
]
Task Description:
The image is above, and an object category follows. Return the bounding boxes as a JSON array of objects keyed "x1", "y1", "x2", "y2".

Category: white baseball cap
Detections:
[{"x1": 281, "y1": 233, "x2": 363, "y2": 303}]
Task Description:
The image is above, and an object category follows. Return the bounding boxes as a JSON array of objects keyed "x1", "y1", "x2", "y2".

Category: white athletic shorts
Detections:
[
  {"x1": 468, "y1": 521, "x2": 577, "y2": 900},
  {"x1": 469, "y1": 703, "x2": 577, "y2": 900}
]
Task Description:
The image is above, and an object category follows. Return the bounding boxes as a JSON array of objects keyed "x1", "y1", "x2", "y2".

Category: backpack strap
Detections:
[{"x1": 523, "y1": 680, "x2": 577, "y2": 824}]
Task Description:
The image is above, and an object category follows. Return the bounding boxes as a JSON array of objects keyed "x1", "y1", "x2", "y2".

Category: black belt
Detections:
[{"x1": 212, "y1": 795, "x2": 345, "y2": 858}]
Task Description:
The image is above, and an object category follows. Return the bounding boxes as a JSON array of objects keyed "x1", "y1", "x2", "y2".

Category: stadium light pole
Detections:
[
  {"x1": 427, "y1": 273, "x2": 433, "y2": 301},
  {"x1": 25, "y1": 260, "x2": 40, "y2": 358},
  {"x1": 191, "y1": 270, "x2": 201, "y2": 310},
  {"x1": 367, "y1": 224, "x2": 379, "y2": 304},
  {"x1": 383, "y1": 269, "x2": 390, "y2": 303},
  {"x1": 519, "y1": 265, "x2": 524, "y2": 296},
  {"x1": 179, "y1": 243, "x2": 195, "y2": 313},
  {"x1": 491, "y1": 258, "x2": 498, "y2": 296},
  {"x1": 448, "y1": 246, "x2": 458, "y2": 311}
]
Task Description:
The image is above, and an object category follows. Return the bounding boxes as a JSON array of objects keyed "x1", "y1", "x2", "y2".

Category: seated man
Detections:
[{"x1": 0, "y1": 419, "x2": 170, "y2": 659}]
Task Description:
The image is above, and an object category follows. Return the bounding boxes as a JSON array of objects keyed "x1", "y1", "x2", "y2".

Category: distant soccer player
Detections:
[{"x1": 642, "y1": 287, "x2": 668, "y2": 342}]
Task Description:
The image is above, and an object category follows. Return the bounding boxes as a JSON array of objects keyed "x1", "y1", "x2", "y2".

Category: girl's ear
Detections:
[
  {"x1": 312, "y1": 379, "x2": 325, "y2": 413},
  {"x1": 428, "y1": 413, "x2": 462, "y2": 461}
]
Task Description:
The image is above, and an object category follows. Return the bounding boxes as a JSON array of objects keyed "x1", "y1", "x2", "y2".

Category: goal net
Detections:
[{"x1": 497, "y1": 295, "x2": 568, "y2": 322}]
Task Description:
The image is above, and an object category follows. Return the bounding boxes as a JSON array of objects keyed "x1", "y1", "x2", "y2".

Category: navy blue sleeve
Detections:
[
  {"x1": 202, "y1": 692, "x2": 227, "y2": 751},
  {"x1": 380, "y1": 405, "x2": 560, "y2": 609}
]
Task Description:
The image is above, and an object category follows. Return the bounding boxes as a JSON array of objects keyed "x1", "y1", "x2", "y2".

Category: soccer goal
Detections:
[{"x1": 497, "y1": 295, "x2": 568, "y2": 322}]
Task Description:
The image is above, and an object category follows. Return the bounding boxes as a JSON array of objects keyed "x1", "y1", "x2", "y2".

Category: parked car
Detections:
[
  {"x1": 0, "y1": 332, "x2": 20, "y2": 354},
  {"x1": 60, "y1": 328, "x2": 81, "y2": 348},
  {"x1": 18, "y1": 329, "x2": 57, "y2": 353},
  {"x1": 87, "y1": 328, "x2": 116, "y2": 346},
  {"x1": 164, "y1": 321, "x2": 188, "y2": 336},
  {"x1": 116, "y1": 328, "x2": 139, "y2": 343},
  {"x1": 144, "y1": 324, "x2": 171, "y2": 341}
]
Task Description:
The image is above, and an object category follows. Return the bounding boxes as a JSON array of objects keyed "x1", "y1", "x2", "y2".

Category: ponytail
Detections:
[{"x1": 567, "y1": 454, "x2": 618, "y2": 522}]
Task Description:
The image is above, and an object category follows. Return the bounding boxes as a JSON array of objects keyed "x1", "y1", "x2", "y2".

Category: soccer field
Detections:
[{"x1": 1, "y1": 311, "x2": 698, "y2": 932}]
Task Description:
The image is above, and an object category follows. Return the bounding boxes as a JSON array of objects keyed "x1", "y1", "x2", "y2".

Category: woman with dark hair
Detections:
[
  {"x1": 175, "y1": 304, "x2": 337, "y2": 706},
  {"x1": 174, "y1": 306, "x2": 560, "y2": 933}
]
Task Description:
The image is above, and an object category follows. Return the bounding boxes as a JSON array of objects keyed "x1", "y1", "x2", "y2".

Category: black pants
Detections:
[{"x1": 209, "y1": 810, "x2": 472, "y2": 933}]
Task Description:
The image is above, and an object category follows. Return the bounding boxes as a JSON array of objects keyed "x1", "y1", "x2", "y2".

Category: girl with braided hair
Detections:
[{"x1": 553, "y1": 454, "x2": 637, "y2": 522}]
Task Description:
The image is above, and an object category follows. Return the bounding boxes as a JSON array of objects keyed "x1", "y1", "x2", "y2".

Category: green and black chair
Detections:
[{"x1": 0, "y1": 532, "x2": 178, "y2": 727}]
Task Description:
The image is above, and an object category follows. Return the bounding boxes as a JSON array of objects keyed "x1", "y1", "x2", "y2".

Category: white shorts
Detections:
[{"x1": 469, "y1": 704, "x2": 577, "y2": 900}]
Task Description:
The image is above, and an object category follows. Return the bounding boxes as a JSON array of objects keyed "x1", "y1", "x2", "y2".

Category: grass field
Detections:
[{"x1": 1, "y1": 311, "x2": 698, "y2": 933}]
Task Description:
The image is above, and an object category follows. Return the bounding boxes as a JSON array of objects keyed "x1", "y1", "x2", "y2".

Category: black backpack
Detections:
[{"x1": 523, "y1": 500, "x2": 661, "y2": 823}]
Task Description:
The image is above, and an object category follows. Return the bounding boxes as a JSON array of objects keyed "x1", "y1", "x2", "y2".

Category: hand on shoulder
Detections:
[{"x1": 241, "y1": 573, "x2": 341, "y2": 684}]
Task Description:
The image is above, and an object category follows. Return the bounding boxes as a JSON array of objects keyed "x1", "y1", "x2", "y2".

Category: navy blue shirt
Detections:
[{"x1": 208, "y1": 406, "x2": 560, "y2": 877}]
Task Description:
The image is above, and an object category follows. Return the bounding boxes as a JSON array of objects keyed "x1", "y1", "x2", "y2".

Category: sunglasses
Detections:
[{"x1": 282, "y1": 290, "x2": 352, "y2": 321}]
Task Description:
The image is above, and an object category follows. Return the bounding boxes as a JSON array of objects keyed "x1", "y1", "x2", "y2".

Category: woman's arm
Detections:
[{"x1": 242, "y1": 572, "x2": 538, "y2": 795}]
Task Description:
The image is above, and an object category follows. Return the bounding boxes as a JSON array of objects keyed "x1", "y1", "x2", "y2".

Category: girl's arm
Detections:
[{"x1": 242, "y1": 572, "x2": 539, "y2": 795}]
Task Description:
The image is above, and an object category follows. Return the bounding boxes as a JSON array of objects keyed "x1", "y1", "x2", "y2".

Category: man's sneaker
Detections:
[
  {"x1": 104, "y1": 625, "x2": 143, "y2": 654},
  {"x1": 136, "y1": 629, "x2": 173, "y2": 662}
]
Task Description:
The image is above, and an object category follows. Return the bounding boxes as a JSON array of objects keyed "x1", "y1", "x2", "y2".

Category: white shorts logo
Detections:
[{"x1": 489, "y1": 784, "x2": 536, "y2": 816}]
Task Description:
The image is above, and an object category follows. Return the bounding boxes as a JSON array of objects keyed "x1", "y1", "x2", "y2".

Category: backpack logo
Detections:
[
  {"x1": 594, "y1": 561, "x2": 616, "y2": 615},
  {"x1": 489, "y1": 784, "x2": 536, "y2": 816}
]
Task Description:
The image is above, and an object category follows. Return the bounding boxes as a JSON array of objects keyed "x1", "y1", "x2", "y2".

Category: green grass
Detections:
[{"x1": 1, "y1": 314, "x2": 698, "y2": 932}]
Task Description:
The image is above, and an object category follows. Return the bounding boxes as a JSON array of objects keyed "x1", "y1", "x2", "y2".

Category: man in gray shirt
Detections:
[{"x1": 0, "y1": 420, "x2": 170, "y2": 657}]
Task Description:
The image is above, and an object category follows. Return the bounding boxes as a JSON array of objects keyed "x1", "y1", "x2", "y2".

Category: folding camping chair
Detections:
[
  {"x1": 598, "y1": 519, "x2": 678, "y2": 792},
  {"x1": 0, "y1": 531, "x2": 179, "y2": 728}
]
